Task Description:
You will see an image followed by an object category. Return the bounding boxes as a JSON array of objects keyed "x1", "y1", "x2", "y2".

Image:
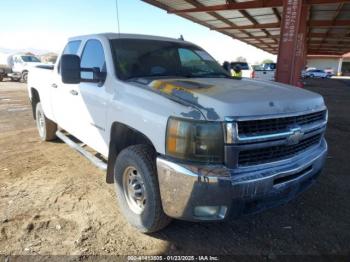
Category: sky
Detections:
[{"x1": 0, "y1": 0, "x2": 276, "y2": 64}]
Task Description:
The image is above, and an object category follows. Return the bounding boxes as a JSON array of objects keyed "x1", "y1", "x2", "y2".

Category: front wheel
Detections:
[
  {"x1": 114, "y1": 145, "x2": 171, "y2": 233},
  {"x1": 35, "y1": 102, "x2": 57, "y2": 141}
]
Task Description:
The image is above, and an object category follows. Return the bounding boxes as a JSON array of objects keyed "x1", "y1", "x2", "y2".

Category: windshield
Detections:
[
  {"x1": 21, "y1": 56, "x2": 40, "y2": 62},
  {"x1": 110, "y1": 39, "x2": 230, "y2": 80}
]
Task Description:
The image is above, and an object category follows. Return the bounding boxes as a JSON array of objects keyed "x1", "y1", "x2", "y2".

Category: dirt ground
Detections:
[{"x1": 0, "y1": 79, "x2": 349, "y2": 257}]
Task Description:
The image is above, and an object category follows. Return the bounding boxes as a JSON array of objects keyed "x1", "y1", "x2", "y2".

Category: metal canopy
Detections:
[{"x1": 142, "y1": 0, "x2": 350, "y2": 56}]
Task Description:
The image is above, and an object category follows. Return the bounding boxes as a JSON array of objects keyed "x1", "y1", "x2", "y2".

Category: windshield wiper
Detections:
[
  {"x1": 125, "y1": 74, "x2": 193, "y2": 81},
  {"x1": 193, "y1": 73, "x2": 231, "y2": 79}
]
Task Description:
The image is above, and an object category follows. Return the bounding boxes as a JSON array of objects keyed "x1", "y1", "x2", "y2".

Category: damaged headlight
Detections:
[{"x1": 166, "y1": 117, "x2": 224, "y2": 164}]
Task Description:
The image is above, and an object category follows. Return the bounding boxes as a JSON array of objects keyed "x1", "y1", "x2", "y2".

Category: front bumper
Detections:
[{"x1": 157, "y1": 138, "x2": 327, "y2": 221}]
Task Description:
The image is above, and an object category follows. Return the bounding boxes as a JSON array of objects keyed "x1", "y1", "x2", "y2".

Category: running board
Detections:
[{"x1": 56, "y1": 130, "x2": 107, "y2": 171}]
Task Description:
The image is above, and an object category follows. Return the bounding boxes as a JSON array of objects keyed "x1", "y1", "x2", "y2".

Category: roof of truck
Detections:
[{"x1": 68, "y1": 33, "x2": 193, "y2": 45}]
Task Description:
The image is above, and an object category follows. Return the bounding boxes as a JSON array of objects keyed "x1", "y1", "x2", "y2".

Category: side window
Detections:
[
  {"x1": 58, "y1": 40, "x2": 81, "y2": 73},
  {"x1": 80, "y1": 39, "x2": 106, "y2": 80},
  {"x1": 178, "y1": 48, "x2": 202, "y2": 67}
]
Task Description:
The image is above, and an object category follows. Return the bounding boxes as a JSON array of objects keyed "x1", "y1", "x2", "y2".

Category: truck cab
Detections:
[{"x1": 27, "y1": 33, "x2": 328, "y2": 233}]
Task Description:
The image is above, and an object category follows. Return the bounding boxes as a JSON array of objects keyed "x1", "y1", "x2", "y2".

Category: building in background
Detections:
[{"x1": 307, "y1": 53, "x2": 350, "y2": 76}]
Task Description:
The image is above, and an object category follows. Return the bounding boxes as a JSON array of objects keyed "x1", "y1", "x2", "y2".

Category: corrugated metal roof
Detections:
[{"x1": 142, "y1": 0, "x2": 350, "y2": 56}]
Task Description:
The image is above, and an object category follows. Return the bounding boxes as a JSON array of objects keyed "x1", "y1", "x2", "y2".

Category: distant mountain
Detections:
[
  {"x1": 0, "y1": 48, "x2": 14, "y2": 54},
  {"x1": 0, "y1": 47, "x2": 52, "y2": 55}
]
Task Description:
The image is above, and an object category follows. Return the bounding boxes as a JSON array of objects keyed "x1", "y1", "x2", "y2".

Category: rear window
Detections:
[
  {"x1": 63, "y1": 40, "x2": 81, "y2": 55},
  {"x1": 58, "y1": 40, "x2": 82, "y2": 73}
]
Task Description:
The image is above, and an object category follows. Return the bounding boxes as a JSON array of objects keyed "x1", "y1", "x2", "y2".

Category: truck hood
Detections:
[{"x1": 135, "y1": 78, "x2": 326, "y2": 121}]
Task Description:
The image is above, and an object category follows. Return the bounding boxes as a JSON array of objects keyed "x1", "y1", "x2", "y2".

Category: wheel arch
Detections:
[
  {"x1": 30, "y1": 87, "x2": 40, "y2": 120},
  {"x1": 106, "y1": 121, "x2": 156, "y2": 184}
]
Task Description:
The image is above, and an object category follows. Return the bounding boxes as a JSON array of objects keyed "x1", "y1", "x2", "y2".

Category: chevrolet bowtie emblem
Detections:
[{"x1": 287, "y1": 127, "x2": 304, "y2": 145}]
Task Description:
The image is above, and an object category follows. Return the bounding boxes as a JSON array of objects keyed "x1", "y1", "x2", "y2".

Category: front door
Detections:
[
  {"x1": 51, "y1": 40, "x2": 82, "y2": 137},
  {"x1": 75, "y1": 39, "x2": 108, "y2": 155}
]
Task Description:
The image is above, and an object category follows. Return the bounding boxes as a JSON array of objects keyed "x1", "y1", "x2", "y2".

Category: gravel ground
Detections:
[{"x1": 0, "y1": 79, "x2": 349, "y2": 258}]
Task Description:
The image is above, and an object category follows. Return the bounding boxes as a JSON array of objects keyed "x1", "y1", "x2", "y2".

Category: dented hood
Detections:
[{"x1": 143, "y1": 78, "x2": 325, "y2": 121}]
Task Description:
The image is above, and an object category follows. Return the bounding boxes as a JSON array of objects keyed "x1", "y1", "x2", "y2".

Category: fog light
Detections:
[{"x1": 194, "y1": 206, "x2": 227, "y2": 219}]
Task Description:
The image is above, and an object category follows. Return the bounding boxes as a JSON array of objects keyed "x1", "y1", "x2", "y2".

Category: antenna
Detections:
[{"x1": 116, "y1": 0, "x2": 121, "y2": 34}]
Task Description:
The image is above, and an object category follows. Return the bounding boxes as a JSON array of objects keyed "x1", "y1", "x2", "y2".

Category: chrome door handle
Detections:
[
  {"x1": 70, "y1": 90, "x2": 79, "y2": 96},
  {"x1": 51, "y1": 83, "x2": 58, "y2": 88}
]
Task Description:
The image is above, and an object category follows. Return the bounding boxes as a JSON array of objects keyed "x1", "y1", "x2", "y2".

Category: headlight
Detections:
[{"x1": 166, "y1": 117, "x2": 224, "y2": 164}]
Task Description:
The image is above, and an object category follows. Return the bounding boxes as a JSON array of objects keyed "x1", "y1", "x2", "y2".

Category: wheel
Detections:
[
  {"x1": 114, "y1": 145, "x2": 171, "y2": 233},
  {"x1": 310, "y1": 74, "x2": 315, "y2": 78},
  {"x1": 21, "y1": 71, "x2": 28, "y2": 83},
  {"x1": 35, "y1": 102, "x2": 57, "y2": 141},
  {"x1": 0, "y1": 76, "x2": 3, "y2": 82}
]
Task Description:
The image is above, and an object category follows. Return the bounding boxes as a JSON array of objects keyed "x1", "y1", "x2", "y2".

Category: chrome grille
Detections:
[
  {"x1": 238, "y1": 133, "x2": 322, "y2": 166},
  {"x1": 237, "y1": 110, "x2": 326, "y2": 136}
]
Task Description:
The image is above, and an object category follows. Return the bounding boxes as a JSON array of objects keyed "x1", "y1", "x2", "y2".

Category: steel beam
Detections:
[
  {"x1": 308, "y1": 52, "x2": 347, "y2": 56},
  {"x1": 169, "y1": 0, "x2": 283, "y2": 13},
  {"x1": 169, "y1": 0, "x2": 349, "y2": 13},
  {"x1": 310, "y1": 20, "x2": 350, "y2": 27},
  {"x1": 309, "y1": 33, "x2": 350, "y2": 38},
  {"x1": 307, "y1": 0, "x2": 350, "y2": 5},
  {"x1": 216, "y1": 23, "x2": 281, "y2": 30},
  {"x1": 217, "y1": 19, "x2": 350, "y2": 31},
  {"x1": 142, "y1": 0, "x2": 275, "y2": 52},
  {"x1": 184, "y1": 0, "x2": 276, "y2": 49},
  {"x1": 276, "y1": 0, "x2": 309, "y2": 87}
]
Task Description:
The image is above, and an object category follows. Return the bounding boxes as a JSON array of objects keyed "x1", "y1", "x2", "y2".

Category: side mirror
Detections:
[{"x1": 61, "y1": 54, "x2": 81, "y2": 84}]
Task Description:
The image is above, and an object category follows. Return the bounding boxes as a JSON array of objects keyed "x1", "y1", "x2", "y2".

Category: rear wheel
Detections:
[
  {"x1": 21, "y1": 71, "x2": 28, "y2": 83},
  {"x1": 35, "y1": 102, "x2": 57, "y2": 141},
  {"x1": 114, "y1": 145, "x2": 171, "y2": 233}
]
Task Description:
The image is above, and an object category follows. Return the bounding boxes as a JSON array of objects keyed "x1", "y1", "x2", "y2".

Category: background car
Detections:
[{"x1": 303, "y1": 69, "x2": 330, "y2": 79}]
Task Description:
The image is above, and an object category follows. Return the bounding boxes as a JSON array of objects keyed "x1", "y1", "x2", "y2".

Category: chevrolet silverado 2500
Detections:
[{"x1": 28, "y1": 33, "x2": 328, "y2": 233}]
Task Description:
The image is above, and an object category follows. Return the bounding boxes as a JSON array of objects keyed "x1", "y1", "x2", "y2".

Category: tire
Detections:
[
  {"x1": 114, "y1": 145, "x2": 171, "y2": 233},
  {"x1": 35, "y1": 102, "x2": 57, "y2": 141},
  {"x1": 0, "y1": 76, "x2": 3, "y2": 82},
  {"x1": 310, "y1": 74, "x2": 314, "y2": 78},
  {"x1": 21, "y1": 71, "x2": 28, "y2": 83}
]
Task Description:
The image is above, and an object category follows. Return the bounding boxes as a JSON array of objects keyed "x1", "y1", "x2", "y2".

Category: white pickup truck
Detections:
[
  {"x1": 28, "y1": 33, "x2": 328, "y2": 233},
  {"x1": 252, "y1": 63, "x2": 276, "y2": 81},
  {"x1": 0, "y1": 53, "x2": 42, "y2": 82}
]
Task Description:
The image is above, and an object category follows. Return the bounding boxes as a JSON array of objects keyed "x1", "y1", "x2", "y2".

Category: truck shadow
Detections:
[
  {"x1": 149, "y1": 190, "x2": 327, "y2": 255},
  {"x1": 150, "y1": 206, "x2": 296, "y2": 255}
]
